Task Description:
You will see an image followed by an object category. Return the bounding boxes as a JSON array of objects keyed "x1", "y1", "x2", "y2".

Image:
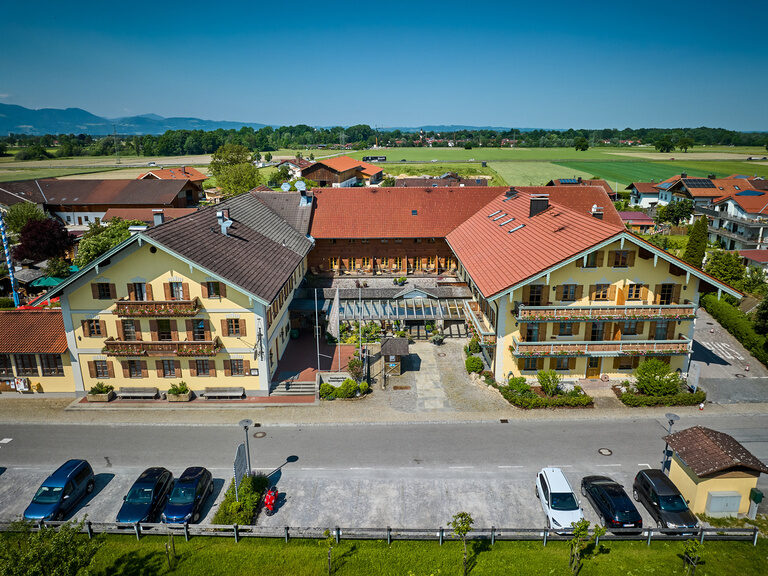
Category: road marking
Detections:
[
  {"x1": 0, "y1": 438, "x2": 11, "y2": 444},
  {"x1": 498, "y1": 465, "x2": 524, "y2": 469},
  {"x1": 449, "y1": 466, "x2": 473, "y2": 469},
  {"x1": 348, "y1": 467, "x2": 373, "y2": 470},
  {"x1": 595, "y1": 464, "x2": 622, "y2": 467},
  {"x1": 549, "y1": 465, "x2": 573, "y2": 468},
  {"x1": 301, "y1": 467, "x2": 327, "y2": 470},
  {"x1": 638, "y1": 463, "x2": 651, "y2": 469}
]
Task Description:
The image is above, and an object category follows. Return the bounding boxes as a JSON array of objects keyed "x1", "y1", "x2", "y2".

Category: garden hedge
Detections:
[
  {"x1": 701, "y1": 293, "x2": 768, "y2": 367},
  {"x1": 619, "y1": 390, "x2": 706, "y2": 407}
]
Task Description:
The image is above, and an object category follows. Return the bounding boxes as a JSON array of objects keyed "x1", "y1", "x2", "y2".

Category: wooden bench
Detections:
[
  {"x1": 118, "y1": 386, "x2": 159, "y2": 399},
  {"x1": 203, "y1": 387, "x2": 245, "y2": 399}
]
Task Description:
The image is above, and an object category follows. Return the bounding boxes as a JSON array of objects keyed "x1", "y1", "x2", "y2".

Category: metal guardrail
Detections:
[{"x1": 0, "y1": 520, "x2": 758, "y2": 546}]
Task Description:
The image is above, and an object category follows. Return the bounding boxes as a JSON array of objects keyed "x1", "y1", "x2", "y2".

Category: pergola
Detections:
[{"x1": 336, "y1": 297, "x2": 468, "y2": 321}]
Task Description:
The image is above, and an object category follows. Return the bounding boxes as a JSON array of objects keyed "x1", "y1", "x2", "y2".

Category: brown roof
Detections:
[
  {"x1": 309, "y1": 186, "x2": 504, "y2": 239},
  {"x1": 518, "y1": 186, "x2": 624, "y2": 227},
  {"x1": 0, "y1": 180, "x2": 47, "y2": 207},
  {"x1": 312, "y1": 156, "x2": 383, "y2": 177},
  {"x1": 626, "y1": 182, "x2": 660, "y2": 194},
  {"x1": 277, "y1": 158, "x2": 315, "y2": 170},
  {"x1": 35, "y1": 179, "x2": 189, "y2": 207},
  {"x1": 137, "y1": 167, "x2": 207, "y2": 182},
  {"x1": 249, "y1": 190, "x2": 313, "y2": 236},
  {"x1": 738, "y1": 249, "x2": 768, "y2": 264},
  {"x1": 102, "y1": 208, "x2": 197, "y2": 225},
  {"x1": 395, "y1": 177, "x2": 488, "y2": 187},
  {"x1": 713, "y1": 191, "x2": 768, "y2": 215},
  {"x1": 0, "y1": 310, "x2": 68, "y2": 354},
  {"x1": 664, "y1": 426, "x2": 768, "y2": 477},
  {"x1": 548, "y1": 178, "x2": 616, "y2": 198}
]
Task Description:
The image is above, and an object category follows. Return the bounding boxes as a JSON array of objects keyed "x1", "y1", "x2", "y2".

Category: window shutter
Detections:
[
  {"x1": 641, "y1": 285, "x2": 649, "y2": 301},
  {"x1": 607, "y1": 250, "x2": 616, "y2": 267},
  {"x1": 81, "y1": 320, "x2": 88, "y2": 336},
  {"x1": 164, "y1": 283, "x2": 172, "y2": 300},
  {"x1": 602, "y1": 322, "x2": 613, "y2": 341},
  {"x1": 555, "y1": 285, "x2": 564, "y2": 301},
  {"x1": 648, "y1": 321, "x2": 657, "y2": 340},
  {"x1": 627, "y1": 251, "x2": 636, "y2": 266},
  {"x1": 575, "y1": 285, "x2": 584, "y2": 300},
  {"x1": 672, "y1": 284, "x2": 682, "y2": 304},
  {"x1": 552, "y1": 323, "x2": 560, "y2": 336},
  {"x1": 185, "y1": 320, "x2": 193, "y2": 338},
  {"x1": 613, "y1": 357, "x2": 621, "y2": 369},
  {"x1": 608, "y1": 284, "x2": 617, "y2": 301},
  {"x1": 107, "y1": 361, "x2": 115, "y2": 378},
  {"x1": 548, "y1": 358, "x2": 557, "y2": 371},
  {"x1": 209, "y1": 361, "x2": 216, "y2": 377},
  {"x1": 654, "y1": 284, "x2": 662, "y2": 305},
  {"x1": 149, "y1": 320, "x2": 158, "y2": 341},
  {"x1": 99, "y1": 320, "x2": 107, "y2": 337},
  {"x1": 519, "y1": 323, "x2": 527, "y2": 342},
  {"x1": 146, "y1": 283, "x2": 154, "y2": 301},
  {"x1": 522, "y1": 285, "x2": 530, "y2": 305},
  {"x1": 596, "y1": 251, "x2": 604, "y2": 266},
  {"x1": 156, "y1": 360, "x2": 164, "y2": 377},
  {"x1": 91, "y1": 284, "x2": 99, "y2": 299},
  {"x1": 109, "y1": 284, "x2": 117, "y2": 299},
  {"x1": 88, "y1": 361, "x2": 96, "y2": 378},
  {"x1": 536, "y1": 358, "x2": 544, "y2": 370},
  {"x1": 243, "y1": 360, "x2": 250, "y2": 374},
  {"x1": 173, "y1": 360, "x2": 181, "y2": 376},
  {"x1": 574, "y1": 256, "x2": 583, "y2": 268},
  {"x1": 187, "y1": 360, "x2": 196, "y2": 377},
  {"x1": 121, "y1": 361, "x2": 130, "y2": 378},
  {"x1": 540, "y1": 286, "x2": 549, "y2": 306},
  {"x1": 666, "y1": 322, "x2": 676, "y2": 340},
  {"x1": 201, "y1": 282, "x2": 209, "y2": 298},
  {"x1": 171, "y1": 320, "x2": 178, "y2": 341},
  {"x1": 636, "y1": 321, "x2": 644, "y2": 333},
  {"x1": 239, "y1": 319, "x2": 246, "y2": 337},
  {"x1": 614, "y1": 323, "x2": 623, "y2": 340},
  {"x1": 127, "y1": 284, "x2": 135, "y2": 301},
  {"x1": 219, "y1": 283, "x2": 227, "y2": 298},
  {"x1": 115, "y1": 320, "x2": 124, "y2": 340},
  {"x1": 584, "y1": 322, "x2": 593, "y2": 341},
  {"x1": 221, "y1": 319, "x2": 229, "y2": 336},
  {"x1": 182, "y1": 283, "x2": 190, "y2": 300},
  {"x1": 568, "y1": 357, "x2": 576, "y2": 370},
  {"x1": 224, "y1": 360, "x2": 231, "y2": 376},
  {"x1": 134, "y1": 320, "x2": 143, "y2": 341},
  {"x1": 203, "y1": 320, "x2": 211, "y2": 341},
  {"x1": 140, "y1": 361, "x2": 148, "y2": 378},
  {"x1": 589, "y1": 285, "x2": 596, "y2": 300}
]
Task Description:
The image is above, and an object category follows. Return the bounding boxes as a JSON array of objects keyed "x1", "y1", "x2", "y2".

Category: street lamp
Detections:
[
  {"x1": 661, "y1": 413, "x2": 679, "y2": 473},
  {"x1": 239, "y1": 419, "x2": 253, "y2": 476}
]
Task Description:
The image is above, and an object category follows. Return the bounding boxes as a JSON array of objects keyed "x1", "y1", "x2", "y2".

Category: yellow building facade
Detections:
[{"x1": 668, "y1": 456, "x2": 759, "y2": 515}]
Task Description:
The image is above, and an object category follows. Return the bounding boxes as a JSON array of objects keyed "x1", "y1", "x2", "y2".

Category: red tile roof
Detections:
[
  {"x1": 0, "y1": 310, "x2": 68, "y2": 354},
  {"x1": 618, "y1": 211, "x2": 654, "y2": 223},
  {"x1": 309, "y1": 186, "x2": 505, "y2": 239},
  {"x1": 518, "y1": 186, "x2": 623, "y2": 227},
  {"x1": 738, "y1": 249, "x2": 768, "y2": 263},
  {"x1": 314, "y1": 156, "x2": 383, "y2": 177},
  {"x1": 277, "y1": 158, "x2": 315, "y2": 169},
  {"x1": 446, "y1": 191, "x2": 625, "y2": 298},
  {"x1": 664, "y1": 426, "x2": 768, "y2": 477},
  {"x1": 714, "y1": 191, "x2": 768, "y2": 215},
  {"x1": 137, "y1": 167, "x2": 207, "y2": 182},
  {"x1": 626, "y1": 182, "x2": 660, "y2": 194},
  {"x1": 102, "y1": 207, "x2": 198, "y2": 225},
  {"x1": 550, "y1": 178, "x2": 616, "y2": 198}
]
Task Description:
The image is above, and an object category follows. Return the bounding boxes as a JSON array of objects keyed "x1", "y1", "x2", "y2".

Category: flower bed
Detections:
[
  {"x1": 492, "y1": 376, "x2": 593, "y2": 409},
  {"x1": 613, "y1": 385, "x2": 706, "y2": 407}
]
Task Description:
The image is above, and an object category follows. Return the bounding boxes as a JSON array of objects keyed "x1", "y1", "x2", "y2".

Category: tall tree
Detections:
[
  {"x1": 74, "y1": 218, "x2": 144, "y2": 268},
  {"x1": 217, "y1": 163, "x2": 262, "y2": 199},
  {"x1": 13, "y1": 218, "x2": 71, "y2": 262},
  {"x1": 574, "y1": 136, "x2": 589, "y2": 151},
  {"x1": 678, "y1": 137, "x2": 695, "y2": 152},
  {"x1": 682, "y1": 217, "x2": 708, "y2": 268},
  {"x1": 704, "y1": 250, "x2": 746, "y2": 289},
  {"x1": 209, "y1": 143, "x2": 253, "y2": 178},
  {"x1": 654, "y1": 137, "x2": 675, "y2": 153},
  {"x1": 4, "y1": 202, "x2": 46, "y2": 237}
]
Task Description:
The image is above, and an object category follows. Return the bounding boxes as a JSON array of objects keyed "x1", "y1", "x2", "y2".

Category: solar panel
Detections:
[
  {"x1": 736, "y1": 190, "x2": 764, "y2": 196},
  {"x1": 682, "y1": 178, "x2": 716, "y2": 189},
  {"x1": 559, "y1": 178, "x2": 579, "y2": 184}
]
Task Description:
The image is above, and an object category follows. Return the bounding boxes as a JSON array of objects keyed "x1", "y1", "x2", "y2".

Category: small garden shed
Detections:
[
  {"x1": 664, "y1": 426, "x2": 768, "y2": 517},
  {"x1": 381, "y1": 337, "x2": 409, "y2": 376}
]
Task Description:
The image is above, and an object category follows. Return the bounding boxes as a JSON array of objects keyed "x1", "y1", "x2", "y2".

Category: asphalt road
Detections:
[{"x1": 1, "y1": 414, "x2": 766, "y2": 528}]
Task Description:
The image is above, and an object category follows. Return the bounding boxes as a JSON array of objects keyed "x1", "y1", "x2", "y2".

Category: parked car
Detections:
[
  {"x1": 633, "y1": 469, "x2": 698, "y2": 532},
  {"x1": 535, "y1": 467, "x2": 584, "y2": 531},
  {"x1": 23, "y1": 460, "x2": 95, "y2": 521},
  {"x1": 117, "y1": 467, "x2": 174, "y2": 524},
  {"x1": 161, "y1": 467, "x2": 213, "y2": 524},
  {"x1": 580, "y1": 476, "x2": 643, "y2": 532}
]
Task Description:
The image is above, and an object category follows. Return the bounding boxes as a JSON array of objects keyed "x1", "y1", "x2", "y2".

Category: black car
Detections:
[
  {"x1": 117, "y1": 467, "x2": 173, "y2": 524},
  {"x1": 580, "y1": 476, "x2": 643, "y2": 532},
  {"x1": 161, "y1": 467, "x2": 213, "y2": 524},
  {"x1": 633, "y1": 469, "x2": 698, "y2": 532}
]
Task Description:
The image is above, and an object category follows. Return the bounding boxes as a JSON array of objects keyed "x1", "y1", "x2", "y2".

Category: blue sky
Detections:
[{"x1": 1, "y1": 0, "x2": 766, "y2": 130}]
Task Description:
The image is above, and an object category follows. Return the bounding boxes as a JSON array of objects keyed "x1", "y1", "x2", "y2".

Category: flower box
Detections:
[
  {"x1": 167, "y1": 391, "x2": 193, "y2": 402},
  {"x1": 87, "y1": 391, "x2": 115, "y2": 402}
]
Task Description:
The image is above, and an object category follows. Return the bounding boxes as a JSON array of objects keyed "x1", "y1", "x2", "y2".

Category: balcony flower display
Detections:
[{"x1": 116, "y1": 298, "x2": 200, "y2": 317}]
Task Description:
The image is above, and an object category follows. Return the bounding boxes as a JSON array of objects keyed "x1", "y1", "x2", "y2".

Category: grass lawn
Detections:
[
  {"x1": 490, "y1": 161, "x2": 593, "y2": 186},
  {"x1": 82, "y1": 535, "x2": 767, "y2": 575},
  {"x1": 0, "y1": 167, "x2": 118, "y2": 182},
  {"x1": 638, "y1": 233, "x2": 690, "y2": 257},
  {"x1": 381, "y1": 163, "x2": 505, "y2": 185}
]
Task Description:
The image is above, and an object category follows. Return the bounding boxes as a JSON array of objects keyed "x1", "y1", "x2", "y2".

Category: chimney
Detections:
[
  {"x1": 529, "y1": 194, "x2": 549, "y2": 217},
  {"x1": 181, "y1": 166, "x2": 187, "y2": 175},
  {"x1": 152, "y1": 209, "x2": 164, "y2": 226},
  {"x1": 591, "y1": 204, "x2": 604, "y2": 219},
  {"x1": 505, "y1": 186, "x2": 517, "y2": 198},
  {"x1": 216, "y1": 210, "x2": 233, "y2": 236},
  {"x1": 681, "y1": 172, "x2": 687, "y2": 179}
]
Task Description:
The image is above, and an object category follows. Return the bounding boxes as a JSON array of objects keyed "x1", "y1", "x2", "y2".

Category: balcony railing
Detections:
[
  {"x1": 463, "y1": 300, "x2": 496, "y2": 345},
  {"x1": 697, "y1": 206, "x2": 768, "y2": 227},
  {"x1": 516, "y1": 304, "x2": 696, "y2": 322},
  {"x1": 510, "y1": 336, "x2": 691, "y2": 357},
  {"x1": 115, "y1": 298, "x2": 200, "y2": 317},
  {"x1": 707, "y1": 226, "x2": 762, "y2": 244},
  {"x1": 103, "y1": 337, "x2": 221, "y2": 357}
]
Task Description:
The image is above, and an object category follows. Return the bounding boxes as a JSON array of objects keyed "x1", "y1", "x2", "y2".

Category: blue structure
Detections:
[{"x1": 0, "y1": 211, "x2": 20, "y2": 307}]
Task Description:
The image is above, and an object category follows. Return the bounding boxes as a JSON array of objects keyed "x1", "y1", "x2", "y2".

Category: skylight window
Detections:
[
  {"x1": 499, "y1": 218, "x2": 515, "y2": 226},
  {"x1": 508, "y1": 224, "x2": 525, "y2": 233},
  {"x1": 412, "y1": 210, "x2": 418, "y2": 215},
  {"x1": 492, "y1": 213, "x2": 507, "y2": 221},
  {"x1": 488, "y1": 210, "x2": 501, "y2": 218}
]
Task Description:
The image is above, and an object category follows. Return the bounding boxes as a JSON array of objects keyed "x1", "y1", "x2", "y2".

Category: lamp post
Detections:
[
  {"x1": 239, "y1": 419, "x2": 253, "y2": 476},
  {"x1": 661, "y1": 412, "x2": 679, "y2": 473}
]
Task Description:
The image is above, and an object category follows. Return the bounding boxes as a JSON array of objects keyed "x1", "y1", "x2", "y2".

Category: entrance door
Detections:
[{"x1": 586, "y1": 357, "x2": 601, "y2": 379}]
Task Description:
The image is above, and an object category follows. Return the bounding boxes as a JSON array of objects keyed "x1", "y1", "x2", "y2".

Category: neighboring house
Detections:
[
  {"x1": 652, "y1": 175, "x2": 683, "y2": 205},
  {"x1": 626, "y1": 182, "x2": 664, "y2": 208},
  {"x1": 546, "y1": 178, "x2": 617, "y2": 200},
  {"x1": 669, "y1": 176, "x2": 753, "y2": 211},
  {"x1": 520, "y1": 186, "x2": 624, "y2": 227},
  {"x1": 276, "y1": 158, "x2": 315, "y2": 179},
  {"x1": 0, "y1": 310, "x2": 74, "y2": 394},
  {"x1": 137, "y1": 166, "x2": 207, "y2": 185},
  {"x1": 618, "y1": 211, "x2": 655, "y2": 233},
  {"x1": 32, "y1": 192, "x2": 313, "y2": 397},
  {"x1": 698, "y1": 189, "x2": 768, "y2": 250},
  {"x1": 102, "y1": 208, "x2": 198, "y2": 227},
  {"x1": 395, "y1": 173, "x2": 488, "y2": 187},
  {"x1": 737, "y1": 249, "x2": 768, "y2": 273},
  {"x1": 301, "y1": 156, "x2": 383, "y2": 187},
  {"x1": 665, "y1": 426, "x2": 768, "y2": 517},
  {"x1": 0, "y1": 179, "x2": 47, "y2": 212}
]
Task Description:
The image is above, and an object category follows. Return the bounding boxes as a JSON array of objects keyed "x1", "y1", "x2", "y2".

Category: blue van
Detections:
[{"x1": 24, "y1": 460, "x2": 95, "y2": 521}]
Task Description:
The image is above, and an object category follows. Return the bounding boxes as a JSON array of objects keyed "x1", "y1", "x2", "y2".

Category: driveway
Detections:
[{"x1": 692, "y1": 309, "x2": 768, "y2": 403}]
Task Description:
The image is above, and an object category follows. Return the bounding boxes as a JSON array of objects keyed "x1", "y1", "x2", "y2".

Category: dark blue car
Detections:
[
  {"x1": 117, "y1": 467, "x2": 174, "y2": 524},
  {"x1": 24, "y1": 460, "x2": 95, "y2": 521},
  {"x1": 161, "y1": 467, "x2": 213, "y2": 524},
  {"x1": 581, "y1": 475, "x2": 643, "y2": 532}
]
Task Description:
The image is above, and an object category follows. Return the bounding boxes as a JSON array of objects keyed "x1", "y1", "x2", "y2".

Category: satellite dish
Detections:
[
  {"x1": 280, "y1": 182, "x2": 291, "y2": 192},
  {"x1": 295, "y1": 181, "x2": 307, "y2": 191}
]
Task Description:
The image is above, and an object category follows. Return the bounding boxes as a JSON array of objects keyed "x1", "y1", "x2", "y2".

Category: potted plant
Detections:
[
  {"x1": 431, "y1": 333, "x2": 444, "y2": 345},
  {"x1": 87, "y1": 382, "x2": 115, "y2": 402},
  {"x1": 167, "y1": 381, "x2": 193, "y2": 402}
]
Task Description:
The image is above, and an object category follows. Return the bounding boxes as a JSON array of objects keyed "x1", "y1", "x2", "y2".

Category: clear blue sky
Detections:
[{"x1": 1, "y1": 0, "x2": 766, "y2": 130}]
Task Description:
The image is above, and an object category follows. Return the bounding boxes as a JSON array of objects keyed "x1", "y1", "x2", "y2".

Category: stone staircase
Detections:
[{"x1": 270, "y1": 378, "x2": 317, "y2": 396}]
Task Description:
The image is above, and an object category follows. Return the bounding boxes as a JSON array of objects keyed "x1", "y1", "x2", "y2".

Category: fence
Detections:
[{"x1": 0, "y1": 521, "x2": 759, "y2": 547}]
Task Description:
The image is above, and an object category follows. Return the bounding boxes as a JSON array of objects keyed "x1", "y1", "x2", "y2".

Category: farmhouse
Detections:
[
  {"x1": 627, "y1": 181, "x2": 664, "y2": 208},
  {"x1": 301, "y1": 156, "x2": 383, "y2": 187},
  {"x1": 137, "y1": 166, "x2": 207, "y2": 184},
  {"x1": 618, "y1": 211, "x2": 654, "y2": 233},
  {"x1": 276, "y1": 158, "x2": 315, "y2": 178}
]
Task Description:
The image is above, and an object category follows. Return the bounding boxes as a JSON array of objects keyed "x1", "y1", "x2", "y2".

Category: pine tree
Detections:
[
  {"x1": 682, "y1": 217, "x2": 708, "y2": 268},
  {"x1": 753, "y1": 298, "x2": 768, "y2": 335}
]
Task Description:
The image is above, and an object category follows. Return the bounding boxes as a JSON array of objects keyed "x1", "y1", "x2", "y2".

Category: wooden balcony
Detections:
[
  {"x1": 463, "y1": 300, "x2": 496, "y2": 345},
  {"x1": 516, "y1": 304, "x2": 696, "y2": 322},
  {"x1": 510, "y1": 336, "x2": 691, "y2": 357},
  {"x1": 115, "y1": 298, "x2": 200, "y2": 317},
  {"x1": 103, "y1": 337, "x2": 221, "y2": 357}
]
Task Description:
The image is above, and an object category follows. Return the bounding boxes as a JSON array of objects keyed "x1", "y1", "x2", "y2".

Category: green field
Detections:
[
  {"x1": 489, "y1": 161, "x2": 593, "y2": 186},
  {"x1": 0, "y1": 167, "x2": 118, "y2": 182},
  {"x1": 381, "y1": 163, "x2": 505, "y2": 185},
  {"x1": 75, "y1": 535, "x2": 768, "y2": 575}
]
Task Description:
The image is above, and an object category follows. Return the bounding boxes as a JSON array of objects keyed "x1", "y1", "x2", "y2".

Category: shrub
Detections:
[
  {"x1": 465, "y1": 356, "x2": 484, "y2": 374},
  {"x1": 507, "y1": 377, "x2": 531, "y2": 395},
  {"x1": 425, "y1": 323, "x2": 434, "y2": 333},
  {"x1": 358, "y1": 381, "x2": 370, "y2": 395},
  {"x1": 396, "y1": 330, "x2": 409, "y2": 339},
  {"x1": 431, "y1": 333, "x2": 444, "y2": 345},
  {"x1": 634, "y1": 358, "x2": 681, "y2": 396},
  {"x1": 468, "y1": 337, "x2": 481, "y2": 354},
  {"x1": 168, "y1": 381, "x2": 189, "y2": 395},
  {"x1": 701, "y1": 293, "x2": 768, "y2": 367},
  {"x1": 347, "y1": 357, "x2": 365, "y2": 381},
  {"x1": 0, "y1": 297, "x2": 15, "y2": 309},
  {"x1": 620, "y1": 390, "x2": 706, "y2": 407},
  {"x1": 497, "y1": 387, "x2": 593, "y2": 409},
  {"x1": 335, "y1": 378, "x2": 359, "y2": 398},
  {"x1": 212, "y1": 474, "x2": 269, "y2": 525},
  {"x1": 319, "y1": 382, "x2": 336, "y2": 399},
  {"x1": 481, "y1": 370, "x2": 495, "y2": 385},
  {"x1": 88, "y1": 382, "x2": 113, "y2": 395},
  {"x1": 536, "y1": 370, "x2": 562, "y2": 397}
]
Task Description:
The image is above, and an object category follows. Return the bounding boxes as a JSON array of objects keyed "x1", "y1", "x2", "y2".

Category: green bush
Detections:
[
  {"x1": 497, "y1": 386, "x2": 593, "y2": 409},
  {"x1": 468, "y1": 337, "x2": 481, "y2": 354},
  {"x1": 430, "y1": 333, "x2": 444, "y2": 345},
  {"x1": 0, "y1": 297, "x2": 15, "y2": 309},
  {"x1": 358, "y1": 381, "x2": 370, "y2": 395},
  {"x1": 507, "y1": 377, "x2": 531, "y2": 395},
  {"x1": 620, "y1": 390, "x2": 706, "y2": 407},
  {"x1": 536, "y1": 370, "x2": 562, "y2": 397},
  {"x1": 212, "y1": 474, "x2": 269, "y2": 525},
  {"x1": 481, "y1": 370, "x2": 495, "y2": 385},
  {"x1": 634, "y1": 358, "x2": 682, "y2": 396},
  {"x1": 465, "y1": 356, "x2": 484, "y2": 374},
  {"x1": 335, "y1": 378, "x2": 359, "y2": 398},
  {"x1": 168, "y1": 381, "x2": 189, "y2": 395},
  {"x1": 319, "y1": 382, "x2": 335, "y2": 399},
  {"x1": 701, "y1": 293, "x2": 768, "y2": 367},
  {"x1": 395, "y1": 330, "x2": 409, "y2": 339},
  {"x1": 88, "y1": 382, "x2": 113, "y2": 395}
]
